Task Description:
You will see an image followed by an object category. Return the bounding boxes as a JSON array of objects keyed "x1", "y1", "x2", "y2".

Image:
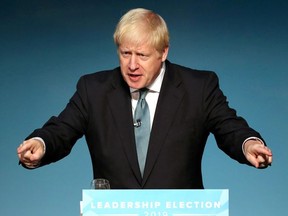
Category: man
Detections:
[{"x1": 17, "y1": 8, "x2": 272, "y2": 189}]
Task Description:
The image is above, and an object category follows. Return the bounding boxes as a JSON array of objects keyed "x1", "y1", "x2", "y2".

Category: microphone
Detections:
[{"x1": 134, "y1": 119, "x2": 142, "y2": 128}]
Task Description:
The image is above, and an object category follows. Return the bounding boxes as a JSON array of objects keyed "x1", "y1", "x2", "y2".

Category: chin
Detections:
[
  {"x1": 126, "y1": 81, "x2": 142, "y2": 89},
  {"x1": 129, "y1": 85, "x2": 141, "y2": 89}
]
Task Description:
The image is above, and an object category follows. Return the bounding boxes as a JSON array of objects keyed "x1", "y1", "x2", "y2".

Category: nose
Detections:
[{"x1": 128, "y1": 54, "x2": 138, "y2": 71}]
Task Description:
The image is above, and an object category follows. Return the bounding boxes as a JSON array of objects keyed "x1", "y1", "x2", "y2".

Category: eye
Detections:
[
  {"x1": 120, "y1": 51, "x2": 131, "y2": 58},
  {"x1": 137, "y1": 53, "x2": 149, "y2": 60}
]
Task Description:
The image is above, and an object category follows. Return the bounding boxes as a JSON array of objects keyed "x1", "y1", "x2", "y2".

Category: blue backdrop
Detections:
[{"x1": 1, "y1": 0, "x2": 287, "y2": 215}]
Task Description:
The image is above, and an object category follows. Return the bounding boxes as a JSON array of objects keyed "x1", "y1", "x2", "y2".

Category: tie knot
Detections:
[{"x1": 139, "y1": 88, "x2": 149, "y2": 100}]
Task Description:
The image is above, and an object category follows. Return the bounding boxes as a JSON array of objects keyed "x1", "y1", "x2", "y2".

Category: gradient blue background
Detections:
[{"x1": 1, "y1": 0, "x2": 287, "y2": 215}]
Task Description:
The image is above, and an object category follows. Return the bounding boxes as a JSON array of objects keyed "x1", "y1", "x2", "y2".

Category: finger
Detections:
[
  {"x1": 253, "y1": 146, "x2": 273, "y2": 159},
  {"x1": 262, "y1": 154, "x2": 273, "y2": 166},
  {"x1": 268, "y1": 155, "x2": 273, "y2": 164},
  {"x1": 257, "y1": 148, "x2": 273, "y2": 162},
  {"x1": 258, "y1": 163, "x2": 268, "y2": 169},
  {"x1": 246, "y1": 154, "x2": 260, "y2": 168},
  {"x1": 17, "y1": 141, "x2": 32, "y2": 154},
  {"x1": 17, "y1": 139, "x2": 40, "y2": 155},
  {"x1": 23, "y1": 160, "x2": 40, "y2": 167},
  {"x1": 23, "y1": 149, "x2": 32, "y2": 158},
  {"x1": 19, "y1": 149, "x2": 32, "y2": 163},
  {"x1": 19, "y1": 149, "x2": 41, "y2": 167},
  {"x1": 257, "y1": 154, "x2": 267, "y2": 163},
  {"x1": 247, "y1": 153, "x2": 269, "y2": 168},
  {"x1": 257, "y1": 154, "x2": 273, "y2": 168},
  {"x1": 22, "y1": 146, "x2": 44, "y2": 162},
  {"x1": 262, "y1": 146, "x2": 273, "y2": 156},
  {"x1": 29, "y1": 151, "x2": 43, "y2": 162}
]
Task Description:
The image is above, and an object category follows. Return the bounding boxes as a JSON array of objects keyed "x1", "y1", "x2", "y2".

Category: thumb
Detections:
[{"x1": 17, "y1": 140, "x2": 32, "y2": 154}]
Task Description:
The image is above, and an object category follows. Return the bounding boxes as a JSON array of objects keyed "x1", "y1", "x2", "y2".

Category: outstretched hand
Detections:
[
  {"x1": 17, "y1": 139, "x2": 45, "y2": 168},
  {"x1": 244, "y1": 139, "x2": 273, "y2": 168}
]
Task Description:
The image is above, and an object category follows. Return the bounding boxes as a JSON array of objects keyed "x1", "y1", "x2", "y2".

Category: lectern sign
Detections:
[{"x1": 80, "y1": 189, "x2": 228, "y2": 216}]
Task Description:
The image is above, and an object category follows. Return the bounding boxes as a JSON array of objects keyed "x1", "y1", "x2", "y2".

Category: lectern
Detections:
[{"x1": 80, "y1": 189, "x2": 228, "y2": 216}]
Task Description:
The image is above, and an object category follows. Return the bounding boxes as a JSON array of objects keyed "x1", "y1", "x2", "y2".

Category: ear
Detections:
[{"x1": 161, "y1": 47, "x2": 169, "y2": 62}]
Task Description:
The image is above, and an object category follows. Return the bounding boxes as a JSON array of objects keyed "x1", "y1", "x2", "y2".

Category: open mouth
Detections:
[
  {"x1": 129, "y1": 74, "x2": 141, "y2": 77},
  {"x1": 128, "y1": 73, "x2": 142, "y2": 81}
]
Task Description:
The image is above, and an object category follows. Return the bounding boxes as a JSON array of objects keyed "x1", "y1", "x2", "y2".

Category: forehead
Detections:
[{"x1": 119, "y1": 40, "x2": 156, "y2": 52}]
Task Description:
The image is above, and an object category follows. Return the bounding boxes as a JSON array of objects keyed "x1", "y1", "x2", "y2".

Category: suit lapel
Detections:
[
  {"x1": 142, "y1": 62, "x2": 185, "y2": 185},
  {"x1": 107, "y1": 69, "x2": 143, "y2": 184}
]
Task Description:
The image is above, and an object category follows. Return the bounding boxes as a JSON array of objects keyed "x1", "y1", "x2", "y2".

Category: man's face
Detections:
[{"x1": 118, "y1": 42, "x2": 168, "y2": 89}]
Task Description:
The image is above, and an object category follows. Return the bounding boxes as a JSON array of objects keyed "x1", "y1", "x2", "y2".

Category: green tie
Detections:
[{"x1": 134, "y1": 88, "x2": 150, "y2": 176}]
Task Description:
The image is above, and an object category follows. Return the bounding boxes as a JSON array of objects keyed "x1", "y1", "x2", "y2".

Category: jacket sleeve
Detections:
[
  {"x1": 203, "y1": 72, "x2": 264, "y2": 164},
  {"x1": 26, "y1": 76, "x2": 89, "y2": 166}
]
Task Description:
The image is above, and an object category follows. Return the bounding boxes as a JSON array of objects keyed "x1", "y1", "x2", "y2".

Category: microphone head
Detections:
[{"x1": 134, "y1": 119, "x2": 142, "y2": 128}]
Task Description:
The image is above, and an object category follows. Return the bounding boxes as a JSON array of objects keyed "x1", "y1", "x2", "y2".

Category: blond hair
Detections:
[{"x1": 113, "y1": 8, "x2": 169, "y2": 52}]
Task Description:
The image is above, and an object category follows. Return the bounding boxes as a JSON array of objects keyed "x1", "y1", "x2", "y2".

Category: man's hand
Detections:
[
  {"x1": 244, "y1": 139, "x2": 273, "y2": 168},
  {"x1": 17, "y1": 138, "x2": 45, "y2": 168}
]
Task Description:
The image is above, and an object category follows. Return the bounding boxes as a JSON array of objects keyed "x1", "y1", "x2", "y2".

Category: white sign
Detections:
[{"x1": 80, "y1": 189, "x2": 229, "y2": 216}]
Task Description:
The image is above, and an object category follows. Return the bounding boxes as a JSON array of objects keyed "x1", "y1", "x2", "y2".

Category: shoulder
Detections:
[
  {"x1": 75, "y1": 67, "x2": 123, "y2": 89},
  {"x1": 165, "y1": 60, "x2": 219, "y2": 85},
  {"x1": 80, "y1": 67, "x2": 120, "y2": 83}
]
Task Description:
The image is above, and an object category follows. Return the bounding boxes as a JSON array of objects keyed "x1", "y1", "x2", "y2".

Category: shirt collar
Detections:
[{"x1": 129, "y1": 62, "x2": 166, "y2": 93}]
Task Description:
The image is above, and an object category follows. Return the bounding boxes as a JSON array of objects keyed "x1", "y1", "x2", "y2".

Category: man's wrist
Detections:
[
  {"x1": 31, "y1": 137, "x2": 46, "y2": 154},
  {"x1": 242, "y1": 137, "x2": 265, "y2": 154}
]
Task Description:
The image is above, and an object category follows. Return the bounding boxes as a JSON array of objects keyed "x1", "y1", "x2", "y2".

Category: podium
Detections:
[{"x1": 80, "y1": 189, "x2": 229, "y2": 216}]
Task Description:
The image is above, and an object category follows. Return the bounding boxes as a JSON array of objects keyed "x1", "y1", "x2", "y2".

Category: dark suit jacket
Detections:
[{"x1": 28, "y1": 60, "x2": 262, "y2": 189}]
